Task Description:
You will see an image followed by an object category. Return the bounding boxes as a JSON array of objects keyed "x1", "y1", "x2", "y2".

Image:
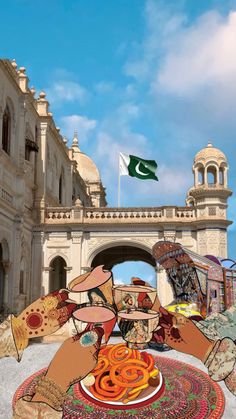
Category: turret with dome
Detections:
[
  {"x1": 192, "y1": 142, "x2": 228, "y2": 189},
  {"x1": 187, "y1": 142, "x2": 231, "y2": 199},
  {"x1": 186, "y1": 142, "x2": 232, "y2": 240}
]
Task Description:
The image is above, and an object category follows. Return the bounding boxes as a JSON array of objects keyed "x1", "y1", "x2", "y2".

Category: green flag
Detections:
[{"x1": 119, "y1": 153, "x2": 158, "y2": 181}]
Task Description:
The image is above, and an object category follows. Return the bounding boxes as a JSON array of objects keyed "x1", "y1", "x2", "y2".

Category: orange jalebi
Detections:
[
  {"x1": 92, "y1": 356, "x2": 110, "y2": 376},
  {"x1": 86, "y1": 343, "x2": 159, "y2": 404},
  {"x1": 108, "y1": 343, "x2": 133, "y2": 364},
  {"x1": 110, "y1": 359, "x2": 149, "y2": 388}
]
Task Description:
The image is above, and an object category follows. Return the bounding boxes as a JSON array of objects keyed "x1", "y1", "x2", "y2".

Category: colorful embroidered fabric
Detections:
[{"x1": 13, "y1": 357, "x2": 225, "y2": 419}]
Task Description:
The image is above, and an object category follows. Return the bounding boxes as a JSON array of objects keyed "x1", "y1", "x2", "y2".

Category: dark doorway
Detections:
[
  {"x1": 49, "y1": 256, "x2": 67, "y2": 292},
  {"x1": 91, "y1": 245, "x2": 156, "y2": 270}
]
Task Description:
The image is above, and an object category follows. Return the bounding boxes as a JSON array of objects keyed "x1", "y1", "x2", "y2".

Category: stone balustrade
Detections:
[
  {"x1": 47, "y1": 208, "x2": 72, "y2": 220},
  {"x1": 45, "y1": 206, "x2": 197, "y2": 223}
]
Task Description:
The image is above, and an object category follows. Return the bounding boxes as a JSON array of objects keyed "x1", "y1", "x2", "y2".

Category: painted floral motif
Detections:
[{"x1": 42, "y1": 296, "x2": 58, "y2": 311}]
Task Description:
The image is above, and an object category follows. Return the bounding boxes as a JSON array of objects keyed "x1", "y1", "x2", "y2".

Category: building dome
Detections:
[
  {"x1": 74, "y1": 152, "x2": 100, "y2": 182},
  {"x1": 71, "y1": 131, "x2": 100, "y2": 182},
  {"x1": 194, "y1": 142, "x2": 227, "y2": 165}
]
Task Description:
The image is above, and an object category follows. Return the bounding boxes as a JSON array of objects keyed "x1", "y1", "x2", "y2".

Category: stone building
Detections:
[
  {"x1": 0, "y1": 59, "x2": 106, "y2": 315},
  {"x1": 0, "y1": 59, "x2": 233, "y2": 337}
]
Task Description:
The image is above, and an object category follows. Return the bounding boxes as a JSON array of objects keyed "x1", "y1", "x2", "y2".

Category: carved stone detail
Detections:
[
  {"x1": 71, "y1": 232, "x2": 82, "y2": 244},
  {"x1": 163, "y1": 231, "x2": 176, "y2": 242}
]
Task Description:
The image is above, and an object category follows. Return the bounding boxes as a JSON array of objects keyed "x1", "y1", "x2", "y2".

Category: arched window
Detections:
[
  {"x1": 188, "y1": 199, "x2": 194, "y2": 207},
  {"x1": 19, "y1": 259, "x2": 26, "y2": 294},
  {"x1": 59, "y1": 168, "x2": 65, "y2": 204},
  {"x1": 25, "y1": 137, "x2": 39, "y2": 161},
  {"x1": 59, "y1": 174, "x2": 63, "y2": 204},
  {"x1": 198, "y1": 169, "x2": 204, "y2": 185},
  {"x1": 25, "y1": 139, "x2": 31, "y2": 161},
  {"x1": 49, "y1": 256, "x2": 67, "y2": 292},
  {"x1": 207, "y1": 166, "x2": 217, "y2": 185},
  {"x1": 2, "y1": 105, "x2": 11, "y2": 154},
  {"x1": 72, "y1": 187, "x2": 76, "y2": 203},
  {"x1": 219, "y1": 168, "x2": 224, "y2": 185}
]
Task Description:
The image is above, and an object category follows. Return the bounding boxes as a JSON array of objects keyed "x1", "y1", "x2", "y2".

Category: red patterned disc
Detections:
[{"x1": 26, "y1": 313, "x2": 43, "y2": 329}]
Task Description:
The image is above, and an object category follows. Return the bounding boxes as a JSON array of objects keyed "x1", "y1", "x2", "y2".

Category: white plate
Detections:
[{"x1": 80, "y1": 371, "x2": 163, "y2": 406}]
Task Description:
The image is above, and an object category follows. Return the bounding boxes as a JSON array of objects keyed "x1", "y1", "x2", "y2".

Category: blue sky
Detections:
[{"x1": 1, "y1": 0, "x2": 236, "y2": 267}]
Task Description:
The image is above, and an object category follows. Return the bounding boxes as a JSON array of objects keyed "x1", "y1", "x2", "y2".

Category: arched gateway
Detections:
[
  {"x1": 91, "y1": 244, "x2": 156, "y2": 270},
  {"x1": 35, "y1": 143, "x2": 232, "y2": 341}
]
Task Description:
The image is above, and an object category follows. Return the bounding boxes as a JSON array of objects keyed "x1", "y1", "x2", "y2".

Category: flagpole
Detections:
[{"x1": 118, "y1": 155, "x2": 121, "y2": 207}]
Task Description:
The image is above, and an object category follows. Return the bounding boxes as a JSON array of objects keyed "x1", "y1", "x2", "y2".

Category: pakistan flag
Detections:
[{"x1": 119, "y1": 153, "x2": 158, "y2": 181}]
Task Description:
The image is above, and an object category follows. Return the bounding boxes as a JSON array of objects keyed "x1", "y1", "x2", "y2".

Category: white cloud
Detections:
[
  {"x1": 46, "y1": 81, "x2": 88, "y2": 104},
  {"x1": 114, "y1": 278, "x2": 126, "y2": 285},
  {"x1": 157, "y1": 164, "x2": 191, "y2": 195},
  {"x1": 124, "y1": 0, "x2": 187, "y2": 81},
  {"x1": 117, "y1": 102, "x2": 140, "y2": 120},
  {"x1": 125, "y1": 1, "x2": 236, "y2": 105},
  {"x1": 60, "y1": 115, "x2": 97, "y2": 143},
  {"x1": 156, "y1": 11, "x2": 236, "y2": 96}
]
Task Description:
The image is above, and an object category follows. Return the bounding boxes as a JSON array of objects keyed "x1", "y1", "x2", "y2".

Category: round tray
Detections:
[{"x1": 79, "y1": 371, "x2": 164, "y2": 409}]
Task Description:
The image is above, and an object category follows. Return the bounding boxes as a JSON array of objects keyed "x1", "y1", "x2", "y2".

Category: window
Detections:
[
  {"x1": 19, "y1": 258, "x2": 26, "y2": 294},
  {"x1": 219, "y1": 168, "x2": 224, "y2": 185},
  {"x1": 25, "y1": 138, "x2": 39, "y2": 161},
  {"x1": 59, "y1": 174, "x2": 62, "y2": 204},
  {"x1": 2, "y1": 105, "x2": 11, "y2": 154},
  {"x1": 198, "y1": 169, "x2": 204, "y2": 185},
  {"x1": 207, "y1": 166, "x2": 217, "y2": 185},
  {"x1": 59, "y1": 169, "x2": 65, "y2": 204},
  {"x1": 19, "y1": 270, "x2": 24, "y2": 294},
  {"x1": 25, "y1": 141, "x2": 31, "y2": 161}
]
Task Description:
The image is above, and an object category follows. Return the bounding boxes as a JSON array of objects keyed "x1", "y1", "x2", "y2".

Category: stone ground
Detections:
[{"x1": 0, "y1": 337, "x2": 235, "y2": 418}]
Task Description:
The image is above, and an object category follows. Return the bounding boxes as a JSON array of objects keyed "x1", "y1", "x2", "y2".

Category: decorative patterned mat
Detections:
[{"x1": 13, "y1": 356, "x2": 225, "y2": 419}]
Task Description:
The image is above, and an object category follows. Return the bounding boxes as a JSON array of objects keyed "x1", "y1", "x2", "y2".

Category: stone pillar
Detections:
[
  {"x1": 11, "y1": 216, "x2": 23, "y2": 313},
  {"x1": 216, "y1": 167, "x2": 220, "y2": 185},
  {"x1": 194, "y1": 168, "x2": 198, "y2": 187},
  {"x1": 224, "y1": 168, "x2": 228, "y2": 188},
  {"x1": 156, "y1": 265, "x2": 174, "y2": 307},
  {"x1": 69, "y1": 232, "x2": 83, "y2": 283},
  {"x1": 42, "y1": 267, "x2": 53, "y2": 295},
  {"x1": 34, "y1": 123, "x2": 48, "y2": 223},
  {"x1": 204, "y1": 167, "x2": 208, "y2": 185},
  {"x1": 31, "y1": 231, "x2": 44, "y2": 302},
  {"x1": 64, "y1": 266, "x2": 72, "y2": 289}
]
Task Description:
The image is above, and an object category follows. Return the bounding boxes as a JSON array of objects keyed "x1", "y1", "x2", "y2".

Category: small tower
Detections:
[
  {"x1": 72, "y1": 130, "x2": 79, "y2": 150},
  {"x1": 186, "y1": 142, "x2": 232, "y2": 257}
]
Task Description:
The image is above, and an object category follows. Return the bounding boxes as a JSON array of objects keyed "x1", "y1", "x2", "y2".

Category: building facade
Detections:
[
  {"x1": 0, "y1": 60, "x2": 233, "y2": 337},
  {"x1": 0, "y1": 59, "x2": 106, "y2": 316}
]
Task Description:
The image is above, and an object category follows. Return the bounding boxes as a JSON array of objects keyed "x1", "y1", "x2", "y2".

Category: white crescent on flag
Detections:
[{"x1": 135, "y1": 161, "x2": 149, "y2": 176}]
